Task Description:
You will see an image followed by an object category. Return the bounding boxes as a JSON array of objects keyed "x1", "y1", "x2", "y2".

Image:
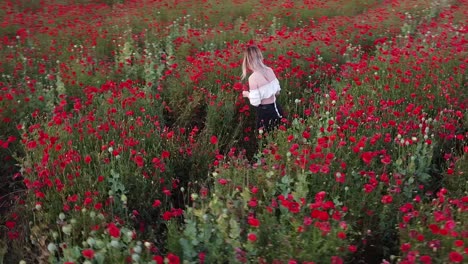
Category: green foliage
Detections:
[{"x1": 169, "y1": 156, "x2": 350, "y2": 263}]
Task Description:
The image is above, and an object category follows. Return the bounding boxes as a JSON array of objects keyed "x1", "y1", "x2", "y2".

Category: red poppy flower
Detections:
[
  {"x1": 107, "y1": 222, "x2": 120, "y2": 238},
  {"x1": 152, "y1": 200, "x2": 161, "y2": 208},
  {"x1": 82, "y1": 248, "x2": 95, "y2": 259},
  {"x1": 381, "y1": 195, "x2": 393, "y2": 204},
  {"x1": 449, "y1": 251, "x2": 463, "y2": 263},
  {"x1": 247, "y1": 233, "x2": 257, "y2": 242},
  {"x1": 247, "y1": 217, "x2": 260, "y2": 228},
  {"x1": 210, "y1": 135, "x2": 218, "y2": 145},
  {"x1": 167, "y1": 253, "x2": 180, "y2": 264},
  {"x1": 84, "y1": 155, "x2": 92, "y2": 164}
]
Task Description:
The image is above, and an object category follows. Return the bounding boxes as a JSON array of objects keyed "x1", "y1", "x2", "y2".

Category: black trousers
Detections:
[{"x1": 255, "y1": 102, "x2": 284, "y2": 133}]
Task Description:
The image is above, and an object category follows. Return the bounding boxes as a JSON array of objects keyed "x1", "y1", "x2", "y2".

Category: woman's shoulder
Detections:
[
  {"x1": 265, "y1": 67, "x2": 277, "y2": 79},
  {"x1": 248, "y1": 71, "x2": 263, "y2": 82},
  {"x1": 251, "y1": 68, "x2": 276, "y2": 78}
]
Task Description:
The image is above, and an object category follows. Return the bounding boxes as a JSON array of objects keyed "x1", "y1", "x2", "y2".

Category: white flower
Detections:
[
  {"x1": 133, "y1": 245, "x2": 142, "y2": 254},
  {"x1": 59, "y1": 212, "x2": 66, "y2": 220},
  {"x1": 131, "y1": 254, "x2": 140, "y2": 262},
  {"x1": 120, "y1": 194, "x2": 127, "y2": 203},
  {"x1": 87, "y1": 238, "x2": 96, "y2": 246},
  {"x1": 47, "y1": 243, "x2": 57, "y2": 252},
  {"x1": 126, "y1": 231, "x2": 133, "y2": 240},
  {"x1": 110, "y1": 240, "x2": 120, "y2": 248},
  {"x1": 62, "y1": 225, "x2": 72, "y2": 235}
]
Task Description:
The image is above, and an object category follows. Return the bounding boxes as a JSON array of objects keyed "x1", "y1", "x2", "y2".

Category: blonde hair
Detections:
[{"x1": 242, "y1": 45, "x2": 267, "y2": 80}]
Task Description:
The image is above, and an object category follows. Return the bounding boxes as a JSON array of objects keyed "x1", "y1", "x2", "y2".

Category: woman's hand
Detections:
[{"x1": 242, "y1": 91, "x2": 249, "y2": 97}]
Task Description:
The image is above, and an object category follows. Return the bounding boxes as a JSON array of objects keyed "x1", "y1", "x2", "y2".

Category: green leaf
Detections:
[
  {"x1": 110, "y1": 169, "x2": 120, "y2": 178},
  {"x1": 281, "y1": 175, "x2": 291, "y2": 184},
  {"x1": 417, "y1": 172, "x2": 431, "y2": 183},
  {"x1": 184, "y1": 220, "x2": 198, "y2": 239},
  {"x1": 229, "y1": 218, "x2": 240, "y2": 239},
  {"x1": 71, "y1": 246, "x2": 81, "y2": 259},
  {"x1": 333, "y1": 196, "x2": 343, "y2": 207},
  {"x1": 180, "y1": 238, "x2": 196, "y2": 259},
  {"x1": 95, "y1": 253, "x2": 105, "y2": 264}
]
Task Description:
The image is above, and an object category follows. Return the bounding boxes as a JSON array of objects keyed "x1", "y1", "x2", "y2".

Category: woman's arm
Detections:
[
  {"x1": 242, "y1": 74, "x2": 259, "y2": 97},
  {"x1": 244, "y1": 74, "x2": 261, "y2": 106}
]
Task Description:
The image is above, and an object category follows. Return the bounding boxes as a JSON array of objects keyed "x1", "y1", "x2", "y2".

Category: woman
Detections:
[{"x1": 242, "y1": 45, "x2": 284, "y2": 134}]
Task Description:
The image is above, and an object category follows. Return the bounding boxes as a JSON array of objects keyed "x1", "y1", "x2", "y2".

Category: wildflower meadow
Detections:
[{"x1": 0, "y1": 0, "x2": 467, "y2": 263}]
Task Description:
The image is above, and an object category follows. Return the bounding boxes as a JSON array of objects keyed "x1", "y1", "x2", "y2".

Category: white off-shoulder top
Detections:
[{"x1": 248, "y1": 78, "x2": 281, "y2": 107}]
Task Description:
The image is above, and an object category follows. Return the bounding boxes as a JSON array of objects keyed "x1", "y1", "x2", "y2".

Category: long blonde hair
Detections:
[{"x1": 242, "y1": 45, "x2": 267, "y2": 80}]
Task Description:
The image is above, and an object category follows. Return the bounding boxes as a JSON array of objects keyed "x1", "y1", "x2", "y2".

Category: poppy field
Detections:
[{"x1": 0, "y1": 0, "x2": 467, "y2": 263}]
